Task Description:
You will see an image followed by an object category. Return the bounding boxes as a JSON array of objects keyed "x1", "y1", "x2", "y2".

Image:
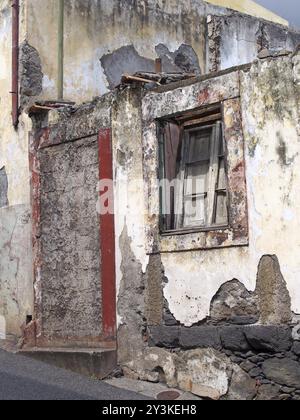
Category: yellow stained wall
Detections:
[{"x1": 205, "y1": 0, "x2": 288, "y2": 25}]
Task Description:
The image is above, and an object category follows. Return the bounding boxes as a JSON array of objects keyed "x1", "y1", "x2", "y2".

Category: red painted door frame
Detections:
[{"x1": 98, "y1": 129, "x2": 117, "y2": 342}]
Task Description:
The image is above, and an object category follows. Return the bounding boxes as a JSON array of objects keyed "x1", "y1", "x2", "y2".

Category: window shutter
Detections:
[
  {"x1": 214, "y1": 122, "x2": 228, "y2": 225},
  {"x1": 207, "y1": 122, "x2": 221, "y2": 226},
  {"x1": 182, "y1": 128, "x2": 211, "y2": 228},
  {"x1": 159, "y1": 114, "x2": 228, "y2": 232},
  {"x1": 162, "y1": 122, "x2": 182, "y2": 230},
  {"x1": 174, "y1": 129, "x2": 186, "y2": 229}
]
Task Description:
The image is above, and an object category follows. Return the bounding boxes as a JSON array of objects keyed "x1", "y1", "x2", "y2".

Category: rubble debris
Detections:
[{"x1": 121, "y1": 71, "x2": 196, "y2": 88}]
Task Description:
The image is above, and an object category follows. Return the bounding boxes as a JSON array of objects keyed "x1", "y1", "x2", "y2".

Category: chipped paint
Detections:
[
  {"x1": 113, "y1": 53, "x2": 300, "y2": 328},
  {"x1": 0, "y1": 0, "x2": 34, "y2": 337},
  {"x1": 1, "y1": 0, "x2": 300, "y2": 343},
  {"x1": 26, "y1": 0, "x2": 209, "y2": 102}
]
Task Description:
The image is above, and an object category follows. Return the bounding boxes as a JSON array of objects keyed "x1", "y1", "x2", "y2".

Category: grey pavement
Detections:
[{"x1": 0, "y1": 349, "x2": 148, "y2": 400}]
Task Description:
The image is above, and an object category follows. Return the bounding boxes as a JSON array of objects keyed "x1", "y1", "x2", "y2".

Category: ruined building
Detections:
[{"x1": 1, "y1": 0, "x2": 300, "y2": 400}]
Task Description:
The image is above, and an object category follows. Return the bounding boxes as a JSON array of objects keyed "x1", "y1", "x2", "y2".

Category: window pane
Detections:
[
  {"x1": 160, "y1": 118, "x2": 227, "y2": 232},
  {"x1": 185, "y1": 162, "x2": 209, "y2": 196},
  {"x1": 165, "y1": 123, "x2": 182, "y2": 182},
  {"x1": 218, "y1": 158, "x2": 226, "y2": 190},
  {"x1": 183, "y1": 196, "x2": 206, "y2": 227},
  {"x1": 215, "y1": 192, "x2": 228, "y2": 225},
  {"x1": 186, "y1": 129, "x2": 211, "y2": 163}
]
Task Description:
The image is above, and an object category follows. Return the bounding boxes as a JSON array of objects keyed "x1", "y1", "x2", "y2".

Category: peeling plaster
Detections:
[
  {"x1": 19, "y1": 40, "x2": 43, "y2": 109},
  {"x1": 208, "y1": 13, "x2": 300, "y2": 73},
  {"x1": 101, "y1": 43, "x2": 201, "y2": 90},
  {"x1": 112, "y1": 88, "x2": 150, "y2": 329},
  {"x1": 0, "y1": 205, "x2": 33, "y2": 336},
  {"x1": 115, "y1": 54, "x2": 300, "y2": 327},
  {"x1": 162, "y1": 249, "x2": 258, "y2": 326},
  {"x1": 0, "y1": 167, "x2": 8, "y2": 208},
  {"x1": 26, "y1": 0, "x2": 209, "y2": 102},
  {"x1": 0, "y1": 0, "x2": 33, "y2": 337}
]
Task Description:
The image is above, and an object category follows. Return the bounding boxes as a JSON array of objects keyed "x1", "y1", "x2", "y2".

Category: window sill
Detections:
[
  {"x1": 147, "y1": 226, "x2": 249, "y2": 254},
  {"x1": 161, "y1": 224, "x2": 229, "y2": 237}
]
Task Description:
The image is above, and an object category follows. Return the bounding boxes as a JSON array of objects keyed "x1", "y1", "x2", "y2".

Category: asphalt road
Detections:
[{"x1": 0, "y1": 349, "x2": 146, "y2": 400}]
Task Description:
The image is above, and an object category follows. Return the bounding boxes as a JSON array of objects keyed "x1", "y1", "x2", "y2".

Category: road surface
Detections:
[{"x1": 0, "y1": 349, "x2": 146, "y2": 400}]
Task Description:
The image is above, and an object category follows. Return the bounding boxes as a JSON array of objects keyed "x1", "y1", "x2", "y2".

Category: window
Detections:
[
  {"x1": 159, "y1": 106, "x2": 228, "y2": 234},
  {"x1": 143, "y1": 76, "x2": 248, "y2": 253}
]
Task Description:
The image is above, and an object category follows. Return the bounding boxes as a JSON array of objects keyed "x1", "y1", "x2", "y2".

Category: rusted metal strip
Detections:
[
  {"x1": 155, "y1": 58, "x2": 162, "y2": 73},
  {"x1": 122, "y1": 73, "x2": 161, "y2": 85},
  {"x1": 29, "y1": 128, "x2": 50, "y2": 346},
  {"x1": 57, "y1": 0, "x2": 64, "y2": 99},
  {"x1": 98, "y1": 129, "x2": 117, "y2": 342},
  {"x1": 11, "y1": 0, "x2": 19, "y2": 127}
]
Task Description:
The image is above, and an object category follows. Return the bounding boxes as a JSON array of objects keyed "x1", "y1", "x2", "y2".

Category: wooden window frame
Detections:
[
  {"x1": 158, "y1": 107, "x2": 229, "y2": 235},
  {"x1": 143, "y1": 95, "x2": 249, "y2": 254}
]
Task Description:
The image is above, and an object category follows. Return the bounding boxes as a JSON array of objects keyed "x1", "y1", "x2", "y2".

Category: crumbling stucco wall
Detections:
[
  {"x1": 0, "y1": 0, "x2": 33, "y2": 337},
  {"x1": 112, "y1": 87, "x2": 149, "y2": 362},
  {"x1": 208, "y1": 12, "x2": 300, "y2": 72},
  {"x1": 113, "y1": 51, "x2": 300, "y2": 337},
  {"x1": 204, "y1": 0, "x2": 288, "y2": 25},
  {"x1": 24, "y1": 0, "x2": 300, "y2": 103},
  {"x1": 26, "y1": 0, "x2": 212, "y2": 102},
  {"x1": 112, "y1": 50, "x2": 300, "y2": 400}
]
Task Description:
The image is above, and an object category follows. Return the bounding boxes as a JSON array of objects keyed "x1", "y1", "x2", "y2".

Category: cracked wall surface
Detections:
[
  {"x1": 112, "y1": 53, "x2": 300, "y2": 380},
  {"x1": 0, "y1": 167, "x2": 8, "y2": 208},
  {"x1": 0, "y1": 205, "x2": 33, "y2": 338},
  {"x1": 29, "y1": 95, "x2": 112, "y2": 348},
  {"x1": 112, "y1": 52, "x2": 300, "y2": 399},
  {"x1": 0, "y1": 0, "x2": 34, "y2": 337},
  {"x1": 19, "y1": 41, "x2": 43, "y2": 109},
  {"x1": 25, "y1": 0, "x2": 300, "y2": 103},
  {"x1": 208, "y1": 13, "x2": 300, "y2": 72},
  {"x1": 26, "y1": 0, "x2": 211, "y2": 102},
  {"x1": 139, "y1": 53, "x2": 300, "y2": 326},
  {"x1": 38, "y1": 136, "x2": 102, "y2": 345}
]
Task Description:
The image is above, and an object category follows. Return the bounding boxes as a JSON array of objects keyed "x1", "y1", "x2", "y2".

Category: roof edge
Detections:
[{"x1": 204, "y1": 0, "x2": 288, "y2": 26}]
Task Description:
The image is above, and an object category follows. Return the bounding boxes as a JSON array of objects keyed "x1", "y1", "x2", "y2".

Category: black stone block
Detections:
[
  {"x1": 244, "y1": 326, "x2": 292, "y2": 353},
  {"x1": 220, "y1": 326, "x2": 250, "y2": 351},
  {"x1": 148, "y1": 326, "x2": 180, "y2": 348},
  {"x1": 179, "y1": 326, "x2": 222, "y2": 350}
]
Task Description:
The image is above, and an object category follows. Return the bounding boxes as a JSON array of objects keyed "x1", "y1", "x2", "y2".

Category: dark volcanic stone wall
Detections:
[{"x1": 148, "y1": 324, "x2": 300, "y2": 400}]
